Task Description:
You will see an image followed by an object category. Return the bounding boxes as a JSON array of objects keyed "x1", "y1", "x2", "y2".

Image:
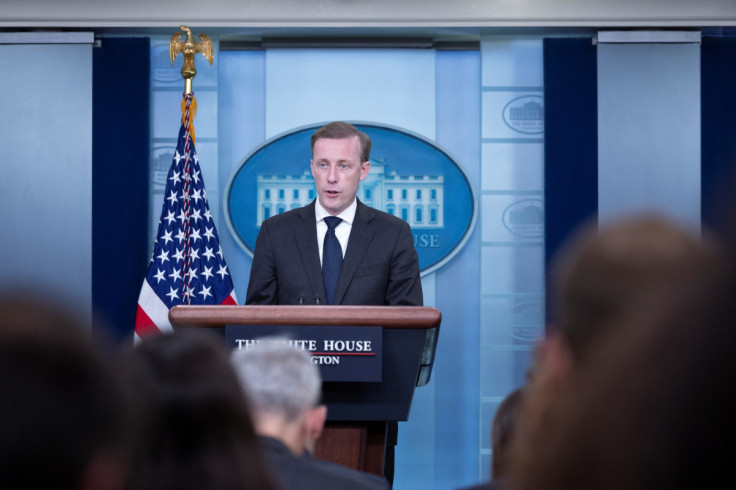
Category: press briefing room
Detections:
[{"x1": 2, "y1": 1, "x2": 736, "y2": 489}]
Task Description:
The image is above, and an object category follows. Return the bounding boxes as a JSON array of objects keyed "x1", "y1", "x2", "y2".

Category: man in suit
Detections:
[
  {"x1": 245, "y1": 121, "x2": 423, "y2": 307},
  {"x1": 245, "y1": 122, "x2": 422, "y2": 485},
  {"x1": 231, "y1": 337, "x2": 390, "y2": 490}
]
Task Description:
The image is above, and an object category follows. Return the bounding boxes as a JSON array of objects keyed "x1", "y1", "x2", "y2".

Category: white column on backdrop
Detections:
[{"x1": 598, "y1": 41, "x2": 701, "y2": 230}]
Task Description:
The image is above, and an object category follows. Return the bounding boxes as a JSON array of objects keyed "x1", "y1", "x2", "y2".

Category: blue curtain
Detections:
[
  {"x1": 701, "y1": 36, "x2": 736, "y2": 239},
  {"x1": 92, "y1": 37, "x2": 150, "y2": 343},
  {"x1": 542, "y1": 38, "x2": 598, "y2": 320}
]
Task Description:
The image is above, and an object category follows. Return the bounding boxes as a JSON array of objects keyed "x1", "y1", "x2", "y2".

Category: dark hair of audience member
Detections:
[
  {"x1": 490, "y1": 387, "x2": 523, "y2": 481},
  {"x1": 0, "y1": 293, "x2": 130, "y2": 490},
  {"x1": 510, "y1": 232, "x2": 736, "y2": 489},
  {"x1": 548, "y1": 215, "x2": 724, "y2": 365},
  {"x1": 124, "y1": 329, "x2": 277, "y2": 490}
]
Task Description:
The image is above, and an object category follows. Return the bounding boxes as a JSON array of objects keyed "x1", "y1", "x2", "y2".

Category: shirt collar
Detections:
[{"x1": 314, "y1": 198, "x2": 357, "y2": 225}]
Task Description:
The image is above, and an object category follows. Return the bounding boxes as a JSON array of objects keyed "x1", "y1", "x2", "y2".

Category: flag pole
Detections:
[{"x1": 135, "y1": 26, "x2": 236, "y2": 339}]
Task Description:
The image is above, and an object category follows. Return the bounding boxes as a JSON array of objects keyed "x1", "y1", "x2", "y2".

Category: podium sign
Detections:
[{"x1": 226, "y1": 325, "x2": 382, "y2": 382}]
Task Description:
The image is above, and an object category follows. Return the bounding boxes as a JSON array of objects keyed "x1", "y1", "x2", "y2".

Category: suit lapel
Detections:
[
  {"x1": 293, "y1": 202, "x2": 325, "y2": 300},
  {"x1": 334, "y1": 200, "x2": 375, "y2": 304}
]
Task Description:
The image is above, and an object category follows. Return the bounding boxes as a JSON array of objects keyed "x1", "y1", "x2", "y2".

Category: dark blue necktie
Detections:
[{"x1": 322, "y1": 216, "x2": 343, "y2": 305}]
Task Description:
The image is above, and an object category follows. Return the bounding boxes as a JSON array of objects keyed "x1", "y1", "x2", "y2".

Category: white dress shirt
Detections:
[{"x1": 315, "y1": 198, "x2": 356, "y2": 266}]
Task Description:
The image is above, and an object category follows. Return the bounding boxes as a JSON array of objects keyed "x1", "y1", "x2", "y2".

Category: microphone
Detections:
[
  {"x1": 297, "y1": 294, "x2": 305, "y2": 305},
  {"x1": 313, "y1": 294, "x2": 321, "y2": 305}
]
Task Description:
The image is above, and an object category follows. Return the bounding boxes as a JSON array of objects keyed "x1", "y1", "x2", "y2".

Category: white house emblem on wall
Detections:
[
  {"x1": 502, "y1": 95, "x2": 545, "y2": 135},
  {"x1": 225, "y1": 122, "x2": 476, "y2": 276},
  {"x1": 256, "y1": 159, "x2": 444, "y2": 229}
]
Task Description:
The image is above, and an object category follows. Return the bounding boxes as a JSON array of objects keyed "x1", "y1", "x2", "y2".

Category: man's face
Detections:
[{"x1": 310, "y1": 136, "x2": 370, "y2": 216}]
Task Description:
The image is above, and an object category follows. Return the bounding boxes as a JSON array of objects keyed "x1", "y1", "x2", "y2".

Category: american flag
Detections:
[{"x1": 135, "y1": 94, "x2": 237, "y2": 338}]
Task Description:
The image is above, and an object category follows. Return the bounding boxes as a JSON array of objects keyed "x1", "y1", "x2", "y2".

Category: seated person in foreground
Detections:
[
  {"x1": 231, "y1": 337, "x2": 390, "y2": 490},
  {"x1": 0, "y1": 293, "x2": 129, "y2": 490},
  {"x1": 125, "y1": 329, "x2": 277, "y2": 490}
]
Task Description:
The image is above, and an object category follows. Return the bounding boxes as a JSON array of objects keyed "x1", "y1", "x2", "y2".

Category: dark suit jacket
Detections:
[
  {"x1": 245, "y1": 199, "x2": 423, "y2": 306},
  {"x1": 259, "y1": 436, "x2": 390, "y2": 490}
]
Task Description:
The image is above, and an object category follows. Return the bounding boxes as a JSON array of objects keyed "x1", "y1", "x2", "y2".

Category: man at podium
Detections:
[
  {"x1": 245, "y1": 121, "x2": 423, "y2": 308},
  {"x1": 244, "y1": 121, "x2": 423, "y2": 485}
]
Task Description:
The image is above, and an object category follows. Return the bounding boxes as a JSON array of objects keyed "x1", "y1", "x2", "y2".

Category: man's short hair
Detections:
[
  {"x1": 550, "y1": 215, "x2": 723, "y2": 363},
  {"x1": 232, "y1": 337, "x2": 321, "y2": 422},
  {"x1": 310, "y1": 121, "x2": 372, "y2": 163}
]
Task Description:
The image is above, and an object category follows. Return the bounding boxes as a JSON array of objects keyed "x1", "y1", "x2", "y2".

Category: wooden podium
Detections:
[{"x1": 169, "y1": 305, "x2": 441, "y2": 477}]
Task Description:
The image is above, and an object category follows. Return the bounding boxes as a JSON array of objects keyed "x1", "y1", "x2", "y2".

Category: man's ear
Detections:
[
  {"x1": 305, "y1": 404, "x2": 328, "y2": 442},
  {"x1": 538, "y1": 331, "x2": 575, "y2": 384},
  {"x1": 359, "y1": 160, "x2": 370, "y2": 181}
]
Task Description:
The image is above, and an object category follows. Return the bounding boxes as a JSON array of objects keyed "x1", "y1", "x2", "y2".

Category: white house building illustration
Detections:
[{"x1": 256, "y1": 158, "x2": 444, "y2": 229}]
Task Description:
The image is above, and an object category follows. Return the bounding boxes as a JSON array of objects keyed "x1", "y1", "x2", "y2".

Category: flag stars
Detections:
[
  {"x1": 169, "y1": 268, "x2": 182, "y2": 282},
  {"x1": 166, "y1": 286, "x2": 179, "y2": 302},
  {"x1": 169, "y1": 170, "x2": 181, "y2": 185},
  {"x1": 203, "y1": 246, "x2": 215, "y2": 262},
  {"x1": 185, "y1": 285, "x2": 196, "y2": 302},
  {"x1": 202, "y1": 266, "x2": 214, "y2": 281},
  {"x1": 204, "y1": 227, "x2": 215, "y2": 241},
  {"x1": 199, "y1": 285, "x2": 213, "y2": 300},
  {"x1": 191, "y1": 209, "x2": 202, "y2": 223},
  {"x1": 190, "y1": 228, "x2": 202, "y2": 243},
  {"x1": 217, "y1": 264, "x2": 229, "y2": 279},
  {"x1": 161, "y1": 230, "x2": 173, "y2": 245},
  {"x1": 166, "y1": 190, "x2": 178, "y2": 206},
  {"x1": 186, "y1": 268, "x2": 199, "y2": 281},
  {"x1": 173, "y1": 248, "x2": 185, "y2": 263},
  {"x1": 156, "y1": 249, "x2": 170, "y2": 264},
  {"x1": 153, "y1": 269, "x2": 166, "y2": 283},
  {"x1": 164, "y1": 211, "x2": 176, "y2": 225}
]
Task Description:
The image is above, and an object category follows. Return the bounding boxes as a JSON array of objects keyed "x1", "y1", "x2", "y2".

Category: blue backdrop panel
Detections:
[
  {"x1": 92, "y1": 37, "x2": 150, "y2": 343},
  {"x1": 701, "y1": 36, "x2": 736, "y2": 237},
  {"x1": 433, "y1": 49, "x2": 482, "y2": 488},
  {"x1": 542, "y1": 38, "x2": 598, "y2": 315}
]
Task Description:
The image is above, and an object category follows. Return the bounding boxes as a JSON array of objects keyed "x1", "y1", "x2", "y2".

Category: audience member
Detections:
[
  {"x1": 489, "y1": 387, "x2": 523, "y2": 487},
  {"x1": 0, "y1": 293, "x2": 130, "y2": 490},
  {"x1": 548, "y1": 215, "x2": 722, "y2": 367},
  {"x1": 457, "y1": 387, "x2": 524, "y2": 490},
  {"x1": 519, "y1": 215, "x2": 723, "y2": 419},
  {"x1": 124, "y1": 329, "x2": 277, "y2": 490},
  {"x1": 231, "y1": 337, "x2": 390, "y2": 490},
  {"x1": 510, "y1": 230, "x2": 735, "y2": 489},
  {"x1": 508, "y1": 214, "x2": 731, "y2": 489}
]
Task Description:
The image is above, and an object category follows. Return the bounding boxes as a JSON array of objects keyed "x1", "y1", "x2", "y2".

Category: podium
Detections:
[{"x1": 169, "y1": 305, "x2": 441, "y2": 477}]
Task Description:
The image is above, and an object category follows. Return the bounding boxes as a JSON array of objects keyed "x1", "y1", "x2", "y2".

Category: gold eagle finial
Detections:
[{"x1": 170, "y1": 25, "x2": 213, "y2": 93}]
